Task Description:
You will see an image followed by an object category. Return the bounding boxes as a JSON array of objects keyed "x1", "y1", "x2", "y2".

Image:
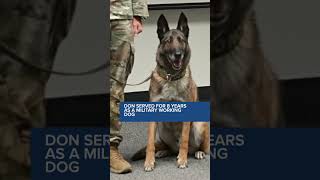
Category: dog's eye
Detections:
[{"x1": 177, "y1": 36, "x2": 187, "y2": 43}]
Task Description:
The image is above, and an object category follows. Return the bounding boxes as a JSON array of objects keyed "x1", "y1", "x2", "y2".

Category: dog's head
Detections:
[
  {"x1": 212, "y1": 0, "x2": 254, "y2": 44},
  {"x1": 156, "y1": 13, "x2": 191, "y2": 72}
]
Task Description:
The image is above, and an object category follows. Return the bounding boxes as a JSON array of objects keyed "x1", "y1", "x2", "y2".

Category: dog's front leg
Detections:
[
  {"x1": 144, "y1": 122, "x2": 157, "y2": 172},
  {"x1": 177, "y1": 122, "x2": 191, "y2": 168}
]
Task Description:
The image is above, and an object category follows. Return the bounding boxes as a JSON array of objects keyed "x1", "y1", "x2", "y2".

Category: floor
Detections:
[{"x1": 110, "y1": 122, "x2": 210, "y2": 180}]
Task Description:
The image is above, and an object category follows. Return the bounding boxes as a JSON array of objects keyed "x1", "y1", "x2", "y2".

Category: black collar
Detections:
[{"x1": 156, "y1": 66, "x2": 186, "y2": 81}]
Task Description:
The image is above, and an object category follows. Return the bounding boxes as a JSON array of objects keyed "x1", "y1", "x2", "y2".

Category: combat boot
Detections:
[{"x1": 110, "y1": 145, "x2": 132, "y2": 174}]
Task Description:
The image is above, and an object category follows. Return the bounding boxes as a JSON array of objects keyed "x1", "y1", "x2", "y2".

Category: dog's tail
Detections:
[
  {"x1": 131, "y1": 142, "x2": 169, "y2": 161},
  {"x1": 131, "y1": 146, "x2": 147, "y2": 161}
]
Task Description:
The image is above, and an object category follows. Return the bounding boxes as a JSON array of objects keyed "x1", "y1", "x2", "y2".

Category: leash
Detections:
[
  {"x1": 0, "y1": 41, "x2": 107, "y2": 76},
  {"x1": 110, "y1": 73, "x2": 152, "y2": 86},
  {"x1": 0, "y1": 41, "x2": 151, "y2": 86}
]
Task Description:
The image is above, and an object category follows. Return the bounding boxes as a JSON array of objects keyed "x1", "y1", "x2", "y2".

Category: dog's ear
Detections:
[
  {"x1": 157, "y1": 14, "x2": 170, "y2": 41},
  {"x1": 177, "y1": 12, "x2": 189, "y2": 39}
]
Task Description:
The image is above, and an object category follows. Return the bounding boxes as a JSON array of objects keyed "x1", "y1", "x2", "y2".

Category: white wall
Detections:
[{"x1": 125, "y1": 8, "x2": 210, "y2": 93}]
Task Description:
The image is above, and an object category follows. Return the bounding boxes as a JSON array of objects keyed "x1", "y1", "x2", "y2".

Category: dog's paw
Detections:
[
  {"x1": 155, "y1": 150, "x2": 170, "y2": 158},
  {"x1": 177, "y1": 155, "x2": 188, "y2": 169},
  {"x1": 195, "y1": 151, "x2": 206, "y2": 160},
  {"x1": 144, "y1": 160, "x2": 155, "y2": 172}
]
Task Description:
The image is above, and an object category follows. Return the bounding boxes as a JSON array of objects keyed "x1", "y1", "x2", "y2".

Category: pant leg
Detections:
[
  {"x1": 0, "y1": 84, "x2": 30, "y2": 179},
  {"x1": 109, "y1": 20, "x2": 134, "y2": 146}
]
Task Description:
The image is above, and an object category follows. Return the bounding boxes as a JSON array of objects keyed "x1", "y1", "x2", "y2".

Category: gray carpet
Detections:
[{"x1": 110, "y1": 122, "x2": 210, "y2": 180}]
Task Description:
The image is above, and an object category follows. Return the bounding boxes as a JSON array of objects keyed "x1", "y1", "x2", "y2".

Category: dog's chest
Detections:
[
  {"x1": 158, "y1": 123, "x2": 182, "y2": 152},
  {"x1": 157, "y1": 122, "x2": 202, "y2": 153},
  {"x1": 156, "y1": 78, "x2": 190, "y2": 102}
]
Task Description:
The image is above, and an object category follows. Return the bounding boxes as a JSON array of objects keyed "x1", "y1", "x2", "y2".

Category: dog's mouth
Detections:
[
  {"x1": 172, "y1": 59, "x2": 183, "y2": 70},
  {"x1": 167, "y1": 53, "x2": 184, "y2": 71}
]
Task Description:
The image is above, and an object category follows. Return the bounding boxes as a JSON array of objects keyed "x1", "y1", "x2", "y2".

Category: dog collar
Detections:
[{"x1": 157, "y1": 66, "x2": 186, "y2": 81}]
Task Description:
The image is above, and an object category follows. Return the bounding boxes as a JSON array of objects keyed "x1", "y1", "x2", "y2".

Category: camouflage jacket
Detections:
[{"x1": 110, "y1": 0, "x2": 149, "y2": 20}]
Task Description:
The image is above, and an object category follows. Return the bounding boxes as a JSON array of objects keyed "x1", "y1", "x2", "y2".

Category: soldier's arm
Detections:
[{"x1": 132, "y1": 0, "x2": 149, "y2": 20}]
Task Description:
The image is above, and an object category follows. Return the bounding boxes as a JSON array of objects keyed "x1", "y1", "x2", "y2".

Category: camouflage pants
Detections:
[
  {"x1": 0, "y1": 71, "x2": 45, "y2": 180},
  {"x1": 0, "y1": 125, "x2": 30, "y2": 180},
  {"x1": 110, "y1": 20, "x2": 134, "y2": 146}
]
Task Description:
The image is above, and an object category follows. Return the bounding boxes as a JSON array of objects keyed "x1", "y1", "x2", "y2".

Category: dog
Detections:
[
  {"x1": 212, "y1": 0, "x2": 281, "y2": 127},
  {"x1": 132, "y1": 13, "x2": 210, "y2": 172}
]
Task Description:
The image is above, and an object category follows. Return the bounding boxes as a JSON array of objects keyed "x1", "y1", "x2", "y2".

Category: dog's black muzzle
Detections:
[{"x1": 167, "y1": 49, "x2": 184, "y2": 70}]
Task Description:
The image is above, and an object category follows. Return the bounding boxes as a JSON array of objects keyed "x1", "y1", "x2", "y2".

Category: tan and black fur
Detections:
[
  {"x1": 132, "y1": 13, "x2": 209, "y2": 172},
  {"x1": 212, "y1": 0, "x2": 281, "y2": 127}
]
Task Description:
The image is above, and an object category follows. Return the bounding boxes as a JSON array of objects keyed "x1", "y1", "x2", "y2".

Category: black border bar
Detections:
[{"x1": 148, "y1": 2, "x2": 210, "y2": 10}]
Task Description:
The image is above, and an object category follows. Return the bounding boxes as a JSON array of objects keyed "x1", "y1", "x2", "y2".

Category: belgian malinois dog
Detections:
[
  {"x1": 132, "y1": 13, "x2": 210, "y2": 172},
  {"x1": 212, "y1": 0, "x2": 281, "y2": 127}
]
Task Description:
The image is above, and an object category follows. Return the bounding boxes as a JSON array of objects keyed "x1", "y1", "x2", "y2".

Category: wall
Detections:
[
  {"x1": 255, "y1": 1, "x2": 320, "y2": 80},
  {"x1": 46, "y1": 0, "x2": 108, "y2": 98}
]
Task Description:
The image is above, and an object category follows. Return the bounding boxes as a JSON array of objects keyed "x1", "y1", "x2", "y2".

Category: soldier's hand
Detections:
[{"x1": 132, "y1": 16, "x2": 143, "y2": 36}]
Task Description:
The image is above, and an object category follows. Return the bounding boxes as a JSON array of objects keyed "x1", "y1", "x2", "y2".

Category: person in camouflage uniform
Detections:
[
  {"x1": 110, "y1": 0, "x2": 149, "y2": 174},
  {"x1": 0, "y1": 1, "x2": 76, "y2": 179}
]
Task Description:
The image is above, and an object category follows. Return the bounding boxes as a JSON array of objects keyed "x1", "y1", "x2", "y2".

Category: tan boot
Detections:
[{"x1": 110, "y1": 146, "x2": 132, "y2": 174}]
